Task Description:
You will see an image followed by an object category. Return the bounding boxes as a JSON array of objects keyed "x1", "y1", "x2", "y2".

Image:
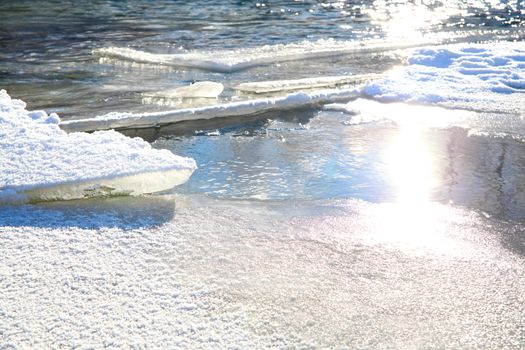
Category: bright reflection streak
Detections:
[
  {"x1": 373, "y1": 108, "x2": 452, "y2": 253},
  {"x1": 386, "y1": 121, "x2": 436, "y2": 204},
  {"x1": 367, "y1": 1, "x2": 465, "y2": 41}
]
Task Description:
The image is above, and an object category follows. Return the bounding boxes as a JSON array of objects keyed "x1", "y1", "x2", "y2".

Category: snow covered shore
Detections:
[{"x1": 0, "y1": 90, "x2": 196, "y2": 203}]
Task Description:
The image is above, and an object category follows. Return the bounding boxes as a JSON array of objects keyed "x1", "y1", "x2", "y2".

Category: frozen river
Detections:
[{"x1": 1, "y1": 0, "x2": 525, "y2": 348}]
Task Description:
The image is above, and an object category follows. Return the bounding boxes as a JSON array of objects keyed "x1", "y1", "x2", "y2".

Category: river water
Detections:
[{"x1": 1, "y1": 1, "x2": 525, "y2": 348}]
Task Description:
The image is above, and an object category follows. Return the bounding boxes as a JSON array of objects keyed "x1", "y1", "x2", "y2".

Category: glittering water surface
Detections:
[
  {"x1": 1, "y1": 0, "x2": 524, "y2": 116},
  {"x1": 1, "y1": 1, "x2": 525, "y2": 348}
]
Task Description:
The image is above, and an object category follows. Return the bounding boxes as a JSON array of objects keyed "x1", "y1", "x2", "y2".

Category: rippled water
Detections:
[{"x1": 1, "y1": 0, "x2": 524, "y2": 116}]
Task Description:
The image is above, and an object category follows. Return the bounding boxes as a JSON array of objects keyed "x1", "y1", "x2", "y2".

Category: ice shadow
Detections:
[
  {"x1": 117, "y1": 107, "x2": 317, "y2": 142},
  {"x1": 0, "y1": 195, "x2": 176, "y2": 230}
]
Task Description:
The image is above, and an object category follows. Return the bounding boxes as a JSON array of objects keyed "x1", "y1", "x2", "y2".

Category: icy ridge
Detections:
[
  {"x1": 94, "y1": 30, "x2": 525, "y2": 73},
  {"x1": 0, "y1": 90, "x2": 196, "y2": 203},
  {"x1": 60, "y1": 89, "x2": 360, "y2": 133},
  {"x1": 93, "y1": 38, "x2": 436, "y2": 73}
]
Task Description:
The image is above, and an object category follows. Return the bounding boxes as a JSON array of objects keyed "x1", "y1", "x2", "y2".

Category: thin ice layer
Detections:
[
  {"x1": 235, "y1": 74, "x2": 382, "y2": 94},
  {"x1": 0, "y1": 90, "x2": 196, "y2": 203},
  {"x1": 94, "y1": 30, "x2": 525, "y2": 73},
  {"x1": 93, "y1": 38, "x2": 436, "y2": 73},
  {"x1": 60, "y1": 89, "x2": 360, "y2": 133},
  {"x1": 363, "y1": 41, "x2": 525, "y2": 114}
]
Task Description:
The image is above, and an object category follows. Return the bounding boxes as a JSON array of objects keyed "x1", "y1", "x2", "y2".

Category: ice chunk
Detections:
[
  {"x1": 143, "y1": 81, "x2": 224, "y2": 99},
  {"x1": 235, "y1": 74, "x2": 382, "y2": 94},
  {"x1": 0, "y1": 90, "x2": 196, "y2": 203},
  {"x1": 93, "y1": 30, "x2": 525, "y2": 73},
  {"x1": 60, "y1": 89, "x2": 360, "y2": 133},
  {"x1": 363, "y1": 41, "x2": 525, "y2": 114},
  {"x1": 141, "y1": 82, "x2": 224, "y2": 108}
]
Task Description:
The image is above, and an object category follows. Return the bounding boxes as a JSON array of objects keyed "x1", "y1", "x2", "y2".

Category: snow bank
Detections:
[
  {"x1": 60, "y1": 89, "x2": 360, "y2": 133},
  {"x1": 0, "y1": 90, "x2": 196, "y2": 203},
  {"x1": 363, "y1": 41, "x2": 525, "y2": 112}
]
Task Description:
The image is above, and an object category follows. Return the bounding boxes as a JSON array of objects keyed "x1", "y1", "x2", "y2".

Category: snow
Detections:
[
  {"x1": 0, "y1": 90, "x2": 196, "y2": 203},
  {"x1": 60, "y1": 89, "x2": 360, "y2": 133},
  {"x1": 363, "y1": 42, "x2": 525, "y2": 114},
  {"x1": 1, "y1": 196, "x2": 525, "y2": 348}
]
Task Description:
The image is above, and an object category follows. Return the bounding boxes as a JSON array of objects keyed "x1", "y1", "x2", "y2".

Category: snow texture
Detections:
[
  {"x1": 1, "y1": 197, "x2": 525, "y2": 348},
  {"x1": 0, "y1": 90, "x2": 196, "y2": 203},
  {"x1": 363, "y1": 42, "x2": 525, "y2": 113}
]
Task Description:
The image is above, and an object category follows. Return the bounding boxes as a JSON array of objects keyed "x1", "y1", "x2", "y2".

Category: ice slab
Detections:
[
  {"x1": 94, "y1": 30, "x2": 525, "y2": 73},
  {"x1": 0, "y1": 90, "x2": 196, "y2": 203},
  {"x1": 235, "y1": 74, "x2": 382, "y2": 94},
  {"x1": 93, "y1": 38, "x2": 435, "y2": 73},
  {"x1": 143, "y1": 81, "x2": 224, "y2": 99},
  {"x1": 60, "y1": 89, "x2": 360, "y2": 133},
  {"x1": 363, "y1": 41, "x2": 525, "y2": 114},
  {"x1": 324, "y1": 98, "x2": 475, "y2": 128}
]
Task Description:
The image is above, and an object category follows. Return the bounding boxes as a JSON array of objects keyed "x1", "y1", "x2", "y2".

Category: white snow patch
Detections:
[
  {"x1": 0, "y1": 90, "x2": 196, "y2": 203},
  {"x1": 363, "y1": 41, "x2": 525, "y2": 113}
]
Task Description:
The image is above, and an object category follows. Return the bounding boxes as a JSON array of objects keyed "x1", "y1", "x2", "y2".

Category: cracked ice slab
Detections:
[{"x1": 0, "y1": 90, "x2": 196, "y2": 203}]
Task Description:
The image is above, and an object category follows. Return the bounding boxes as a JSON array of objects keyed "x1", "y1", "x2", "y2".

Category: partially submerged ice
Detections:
[
  {"x1": 143, "y1": 81, "x2": 224, "y2": 99},
  {"x1": 235, "y1": 74, "x2": 382, "y2": 94},
  {"x1": 60, "y1": 88, "x2": 360, "y2": 133},
  {"x1": 0, "y1": 90, "x2": 196, "y2": 203},
  {"x1": 93, "y1": 37, "x2": 437, "y2": 73}
]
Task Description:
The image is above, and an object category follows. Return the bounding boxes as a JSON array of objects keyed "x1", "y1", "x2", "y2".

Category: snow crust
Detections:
[
  {"x1": 2, "y1": 197, "x2": 525, "y2": 348},
  {"x1": 60, "y1": 89, "x2": 360, "y2": 133},
  {"x1": 364, "y1": 42, "x2": 525, "y2": 113},
  {"x1": 0, "y1": 90, "x2": 196, "y2": 203}
]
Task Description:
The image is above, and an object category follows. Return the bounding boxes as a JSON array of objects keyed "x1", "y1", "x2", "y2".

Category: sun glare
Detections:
[{"x1": 386, "y1": 120, "x2": 436, "y2": 205}]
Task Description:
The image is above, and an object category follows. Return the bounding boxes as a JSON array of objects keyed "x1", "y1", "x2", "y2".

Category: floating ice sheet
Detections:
[
  {"x1": 363, "y1": 41, "x2": 525, "y2": 114},
  {"x1": 60, "y1": 89, "x2": 360, "y2": 133},
  {"x1": 94, "y1": 31, "x2": 525, "y2": 73},
  {"x1": 324, "y1": 98, "x2": 476, "y2": 128},
  {"x1": 0, "y1": 90, "x2": 196, "y2": 203},
  {"x1": 143, "y1": 81, "x2": 224, "y2": 99},
  {"x1": 93, "y1": 38, "x2": 435, "y2": 73},
  {"x1": 235, "y1": 74, "x2": 382, "y2": 94}
]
